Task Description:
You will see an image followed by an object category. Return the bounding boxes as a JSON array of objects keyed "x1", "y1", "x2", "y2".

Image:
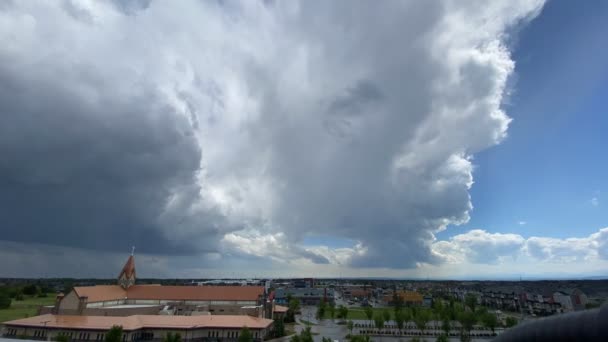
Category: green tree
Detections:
[
  {"x1": 481, "y1": 313, "x2": 497, "y2": 333},
  {"x1": 316, "y1": 300, "x2": 327, "y2": 320},
  {"x1": 338, "y1": 305, "x2": 349, "y2": 319},
  {"x1": 328, "y1": 302, "x2": 336, "y2": 320},
  {"x1": 436, "y1": 334, "x2": 449, "y2": 342},
  {"x1": 350, "y1": 336, "x2": 371, "y2": 342},
  {"x1": 465, "y1": 294, "x2": 477, "y2": 312},
  {"x1": 394, "y1": 310, "x2": 405, "y2": 334},
  {"x1": 290, "y1": 327, "x2": 313, "y2": 342},
  {"x1": 475, "y1": 306, "x2": 488, "y2": 316},
  {"x1": 414, "y1": 309, "x2": 430, "y2": 335},
  {"x1": 505, "y1": 316, "x2": 518, "y2": 328},
  {"x1": 0, "y1": 293, "x2": 11, "y2": 309},
  {"x1": 163, "y1": 332, "x2": 181, "y2": 342},
  {"x1": 286, "y1": 298, "x2": 301, "y2": 323},
  {"x1": 347, "y1": 320, "x2": 354, "y2": 336},
  {"x1": 373, "y1": 313, "x2": 384, "y2": 331},
  {"x1": 105, "y1": 325, "x2": 123, "y2": 342},
  {"x1": 441, "y1": 318, "x2": 451, "y2": 335},
  {"x1": 289, "y1": 297, "x2": 301, "y2": 313},
  {"x1": 273, "y1": 319, "x2": 285, "y2": 338},
  {"x1": 238, "y1": 327, "x2": 253, "y2": 342},
  {"x1": 54, "y1": 333, "x2": 70, "y2": 342},
  {"x1": 286, "y1": 294, "x2": 293, "y2": 305},
  {"x1": 382, "y1": 309, "x2": 391, "y2": 324},
  {"x1": 322, "y1": 338, "x2": 332, "y2": 342},
  {"x1": 364, "y1": 306, "x2": 374, "y2": 325},
  {"x1": 402, "y1": 307, "x2": 412, "y2": 322},
  {"x1": 457, "y1": 311, "x2": 477, "y2": 342},
  {"x1": 459, "y1": 332, "x2": 471, "y2": 342},
  {"x1": 22, "y1": 284, "x2": 38, "y2": 296},
  {"x1": 432, "y1": 299, "x2": 444, "y2": 313}
]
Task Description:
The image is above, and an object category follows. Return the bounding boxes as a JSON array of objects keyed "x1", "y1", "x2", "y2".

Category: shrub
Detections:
[
  {"x1": 54, "y1": 333, "x2": 70, "y2": 342},
  {"x1": 105, "y1": 325, "x2": 123, "y2": 342},
  {"x1": 0, "y1": 294, "x2": 11, "y2": 309}
]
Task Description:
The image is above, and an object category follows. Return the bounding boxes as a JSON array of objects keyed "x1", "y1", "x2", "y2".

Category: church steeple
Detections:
[{"x1": 118, "y1": 249, "x2": 136, "y2": 289}]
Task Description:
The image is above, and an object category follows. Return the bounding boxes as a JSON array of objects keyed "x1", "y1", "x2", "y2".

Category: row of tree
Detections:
[
  {"x1": 0, "y1": 284, "x2": 53, "y2": 298},
  {"x1": 312, "y1": 294, "x2": 518, "y2": 342},
  {"x1": 291, "y1": 327, "x2": 373, "y2": 342},
  {"x1": 315, "y1": 300, "x2": 350, "y2": 321}
]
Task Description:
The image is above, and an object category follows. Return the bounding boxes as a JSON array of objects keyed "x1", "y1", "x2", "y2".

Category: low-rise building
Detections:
[
  {"x1": 553, "y1": 289, "x2": 588, "y2": 312},
  {"x1": 341, "y1": 288, "x2": 372, "y2": 301},
  {"x1": 381, "y1": 291, "x2": 423, "y2": 306},
  {"x1": 274, "y1": 288, "x2": 334, "y2": 306},
  {"x1": 272, "y1": 305, "x2": 288, "y2": 321},
  {"x1": 2, "y1": 314, "x2": 273, "y2": 341}
]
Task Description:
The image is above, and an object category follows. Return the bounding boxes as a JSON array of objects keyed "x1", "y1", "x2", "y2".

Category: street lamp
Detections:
[{"x1": 41, "y1": 320, "x2": 50, "y2": 341}]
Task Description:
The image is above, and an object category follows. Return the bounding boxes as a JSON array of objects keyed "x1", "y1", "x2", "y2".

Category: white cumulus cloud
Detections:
[
  {"x1": 0, "y1": 0, "x2": 547, "y2": 274},
  {"x1": 433, "y1": 227, "x2": 608, "y2": 266}
]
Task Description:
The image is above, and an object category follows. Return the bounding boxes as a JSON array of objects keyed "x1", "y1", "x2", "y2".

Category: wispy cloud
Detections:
[
  {"x1": 590, "y1": 197, "x2": 599, "y2": 206},
  {"x1": 518, "y1": 221, "x2": 527, "y2": 225}
]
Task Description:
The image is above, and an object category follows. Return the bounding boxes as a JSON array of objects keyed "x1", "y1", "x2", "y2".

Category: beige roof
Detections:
[
  {"x1": 4, "y1": 314, "x2": 273, "y2": 330},
  {"x1": 73, "y1": 285, "x2": 126, "y2": 303},
  {"x1": 71, "y1": 285, "x2": 264, "y2": 303},
  {"x1": 273, "y1": 305, "x2": 288, "y2": 313}
]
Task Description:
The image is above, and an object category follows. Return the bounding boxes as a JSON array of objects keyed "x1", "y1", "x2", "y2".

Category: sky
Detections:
[{"x1": 0, "y1": 0, "x2": 607, "y2": 279}]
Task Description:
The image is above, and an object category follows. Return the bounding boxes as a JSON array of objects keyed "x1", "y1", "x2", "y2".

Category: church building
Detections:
[{"x1": 43, "y1": 254, "x2": 268, "y2": 318}]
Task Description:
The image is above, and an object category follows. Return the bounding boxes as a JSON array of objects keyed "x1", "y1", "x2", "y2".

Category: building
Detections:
[
  {"x1": 272, "y1": 305, "x2": 288, "y2": 321},
  {"x1": 381, "y1": 291, "x2": 423, "y2": 306},
  {"x1": 274, "y1": 288, "x2": 334, "y2": 306},
  {"x1": 481, "y1": 291, "x2": 521, "y2": 312},
  {"x1": 293, "y1": 279, "x2": 315, "y2": 288},
  {"x1": 422, "y1": 296, "x2": 433, "y2": 307},
  {"x1": 340, "y1": 287, "x2": 372, "y2": 301},
  {"x1": 2, "y1": 313, "x2": 273, "y2": 342},
  {"x1": 43, "y1": 255, "x2": 267, "y2": 318},
  {"x1": 553, "y1": 289, "x2": 588, "y2": 311}
]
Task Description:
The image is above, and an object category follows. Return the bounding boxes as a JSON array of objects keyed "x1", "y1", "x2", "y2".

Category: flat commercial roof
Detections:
[{"x1": 4, "y1": 314, "x2": 273, "y2": 331}]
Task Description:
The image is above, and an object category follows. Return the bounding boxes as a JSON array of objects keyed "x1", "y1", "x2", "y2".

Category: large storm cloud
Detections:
[{"x1": 0, "y1": 0, "x2": 546, "y2": 273}]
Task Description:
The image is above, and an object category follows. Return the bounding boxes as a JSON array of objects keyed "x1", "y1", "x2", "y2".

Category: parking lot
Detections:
[{"x1": 295, "y1": 305, "x2": 498, "y2": 342}]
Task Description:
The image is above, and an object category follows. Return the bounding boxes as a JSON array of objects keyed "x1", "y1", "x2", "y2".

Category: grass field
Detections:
[
  {"x1": 322, "y1": 307, "x2": 394, "y2": 320},
  {"x1": 0, "y1": 296, "x2": 55, "y2": 322}
]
